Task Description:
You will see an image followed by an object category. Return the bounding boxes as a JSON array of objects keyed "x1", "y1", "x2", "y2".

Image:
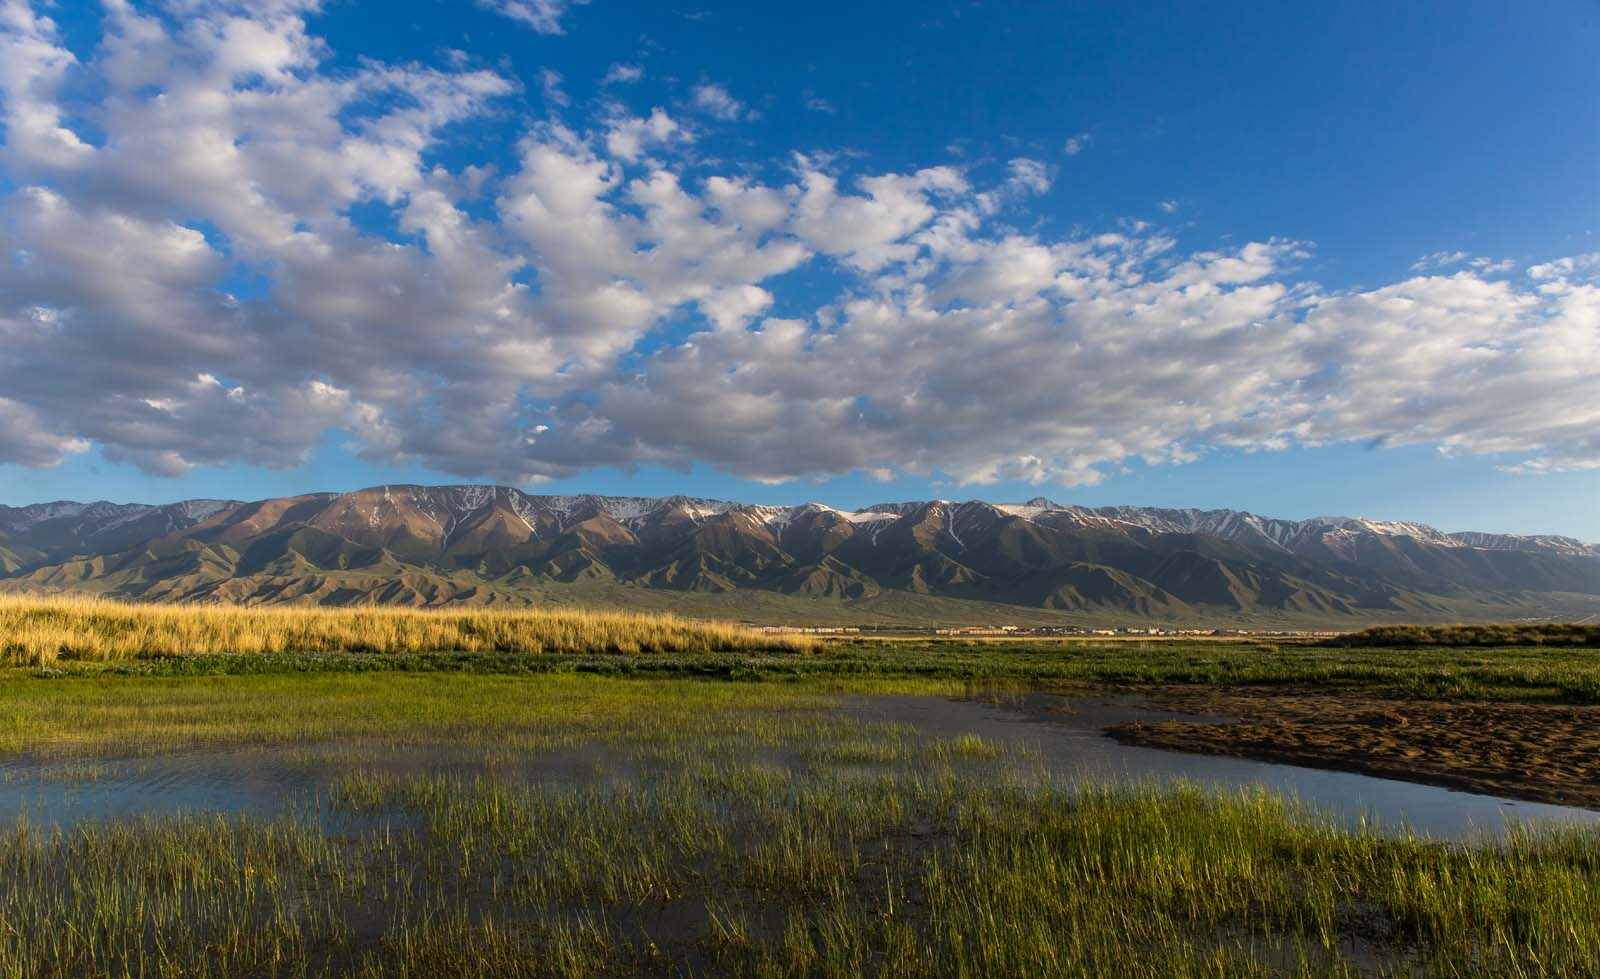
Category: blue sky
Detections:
[{"x1": 0, "y1": 0, "x2": 1596, "y2": 537}]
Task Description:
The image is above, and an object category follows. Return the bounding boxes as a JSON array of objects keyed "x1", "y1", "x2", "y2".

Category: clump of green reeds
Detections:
[{"x1": 0, "y1": 594, "x2": 813, "y2": 666}]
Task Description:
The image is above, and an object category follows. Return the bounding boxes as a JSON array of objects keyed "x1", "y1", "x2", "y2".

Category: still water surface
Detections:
[
  {"x1": 840, "y1": 693, "x2": 1600, "y2": 839},
  {"x1": 3, "y1": 693, "x2": 1593, "y2": 840}
]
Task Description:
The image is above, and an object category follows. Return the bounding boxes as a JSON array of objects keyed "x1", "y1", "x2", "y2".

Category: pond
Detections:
[{"x1": 3, "y1": 691, "x2": 1594, "y2": 840}]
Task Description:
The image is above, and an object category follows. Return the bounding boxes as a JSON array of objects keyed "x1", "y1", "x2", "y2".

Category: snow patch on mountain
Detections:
[
  {"x1": 978, "y1": 498, "x2": 1598, "y2": 559},
  {"x1": 5, "y1": 485, "x2": 1593, "y2": 561},
  {"x1": 843, "y1": 510, "x2": 897, "y2": 524},
  {"x1": 0, "y1": 501, "x2": 93, "y2": 529}
]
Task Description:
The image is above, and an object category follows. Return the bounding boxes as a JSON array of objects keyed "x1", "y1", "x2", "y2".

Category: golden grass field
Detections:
[{"x1": 0, "y1": 595, "x2": 812, "y2": 665}]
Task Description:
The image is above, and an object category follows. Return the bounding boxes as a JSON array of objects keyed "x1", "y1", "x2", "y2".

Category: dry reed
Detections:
[{"x1": 0, "y1": 594, "x2": 811, "y2": 666}]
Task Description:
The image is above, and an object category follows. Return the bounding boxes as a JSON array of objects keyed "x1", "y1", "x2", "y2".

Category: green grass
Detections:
[
  {"x1": 10, "y1": 594, "x2": 1600, "y2": 706},
  {"x1": 4, "y1": 749, "x2": 1597, "y2": 975},
  {"x1": 7, "y1": 634, "x2": 1600, "y2": 770},
  {"x1": 3, "y1": 652, "x2": 1599, "y2": 974},
  {"x1": 1327, "y1": 622, "x2": 1600, "y2": 648},
  {"x1": 0, "y1": 672, "x2": 950, "y2": 760},
  {"x1": 22, "y1": 634, "x2": 1600, "y2": 704}
]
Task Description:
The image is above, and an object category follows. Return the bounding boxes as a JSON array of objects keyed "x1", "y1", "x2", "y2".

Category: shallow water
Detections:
[
  {"x1": 3, "y1": 692, "x2": 1595, "y2": 839},
  {"x1": 840, "y1": 692, "x2": 1600, "y2": 839}
]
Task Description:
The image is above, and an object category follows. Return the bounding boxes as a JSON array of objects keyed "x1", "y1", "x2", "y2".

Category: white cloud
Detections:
[
  {"x1": 1413, "y1": 251, "x2": 1520, "y2": 276},
  {"x1": 0, "y1": 2, "x2": 93, "y2": 170},
  {"x1": 1063, "y1": 132, "x2": 1092, "y2": 156},
  {"x1": 602, "y1": 63, "x2": 642, "y2": 85},
  {"x1": 692, "y1": 82, "x2": 753, "y2": 121},
  {"x1": 1410, "y1": 250, "x2": 1470, "y2": 272},
  {"x1": 539, "y1": 68, "x2": 568, "y2": 107},
  {"x1": 1529, "y1": 252, "x2": 1600, "y2": 281},
  {"x1": 790, "y1": 162, "x2": 967, "y2": 270},
  {"x1": 0, "y1": 0, "x2": 1595, "y2": 490},
  {"x1": 1159, "y1": 199, "x2": 1178, "y2": 214},
  {"x1": 549, "y1": 239, "x2": 1597, "y2": 488},
  {"x1": 478, "y1": 0, "x2": 589, "y2": 34},
  {"x1": 1004, "y1": 158, "x2": 1051, "y2": 195},
  {"x1": 603, "y1": 107, "x2": 689, "y2": 163}
]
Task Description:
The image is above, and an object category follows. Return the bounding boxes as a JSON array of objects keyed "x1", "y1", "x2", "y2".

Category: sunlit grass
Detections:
[
  {"x1": 17, "y1": 617, "x2": 1600, "y2": 705},
  {"x1": 1, "y1": 667, "x2": 1597, "y2": 974},
  {"x1": 4, "y1": 764, "x2": 1596, "y2": 976},
  {"x1": 0, "y1": 671, "x2": 960, "y2": 759},
  {"x1": 0, "y1": 594, "x2": 812, "y2": 666}
]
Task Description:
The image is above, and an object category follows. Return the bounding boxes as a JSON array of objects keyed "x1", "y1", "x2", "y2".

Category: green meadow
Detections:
[
  {"x1": 4, "y1": 600, "x2": 1600, "y2": 976},
  {"x1": 23, "y1": 634, "x2": 1600, "y2": 707},
  {"x1": 0, "y1": 670, "x2": 1596, "y2": 976}
]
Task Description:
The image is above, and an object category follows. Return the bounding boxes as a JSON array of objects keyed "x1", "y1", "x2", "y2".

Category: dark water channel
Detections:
[{"x1": 3, "y1": 692, "x2": 1594, "y2": 840}]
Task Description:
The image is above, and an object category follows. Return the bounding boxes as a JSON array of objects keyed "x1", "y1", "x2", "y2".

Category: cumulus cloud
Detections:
[
  {"x1": 1063, "y1": 132, "x2": 1092, "y2": 156},
  {"x1": 0, "y1": 0, "x2": 1596, "y2": 490},
  {"x1": 790, "y1": 162, "x2": 967, "y2": 270},
  {"x1": 0, "y1": 397, "x2": 86, "y2": 467},
  {"x1": 1529, "y1": 253, "x2": 1600, "y2": 281},
  {"x1": 603, "y1": 107, "x2": 688, "y2": 163}
]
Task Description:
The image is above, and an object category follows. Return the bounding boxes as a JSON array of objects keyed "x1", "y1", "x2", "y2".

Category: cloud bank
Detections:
[{"x1": 0, "y1": 1, "x2": 1596, "y2": 487}]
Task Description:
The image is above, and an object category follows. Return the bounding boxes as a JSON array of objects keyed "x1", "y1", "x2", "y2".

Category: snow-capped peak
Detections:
[{"x1": 6, "y1": 484, "x2": 1592, "y2": 561}]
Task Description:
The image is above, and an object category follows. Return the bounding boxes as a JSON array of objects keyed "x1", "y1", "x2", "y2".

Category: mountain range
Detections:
[{"x1": 2, "y1": 485, "x2": 1597, "y2": 625}]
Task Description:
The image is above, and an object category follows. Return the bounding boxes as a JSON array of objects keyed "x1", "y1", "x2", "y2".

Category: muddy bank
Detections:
[{"x1": 1108, "y1": 688, "x2": 1600, "y2": 809}]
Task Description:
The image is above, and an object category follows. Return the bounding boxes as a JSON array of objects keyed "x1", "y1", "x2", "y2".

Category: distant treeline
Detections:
[{"x1": 1325, "y1": 623, "x2": 1600, "y2": 648}]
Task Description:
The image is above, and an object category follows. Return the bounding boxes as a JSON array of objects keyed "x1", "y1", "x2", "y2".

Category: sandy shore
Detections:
[{"x1": 1107, "y1": 688, "x2": 1600, "y2": 809}]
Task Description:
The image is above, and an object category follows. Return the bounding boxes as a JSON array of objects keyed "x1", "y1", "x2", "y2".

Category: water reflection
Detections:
[
  {"x1": 842, "y1": 692, "x2": 1600, "y2": 839},
  {"x1": 3, "y1": 692, "x2": 1594, "y2": 840}
]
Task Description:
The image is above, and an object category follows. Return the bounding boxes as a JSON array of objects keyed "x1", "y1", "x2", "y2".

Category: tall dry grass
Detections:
[{"x1": 0, "y1": 595, "x2": 812, "y2": 666}]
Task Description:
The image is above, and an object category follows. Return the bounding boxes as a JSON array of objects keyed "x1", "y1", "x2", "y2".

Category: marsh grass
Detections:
[
  {"x1": 22, "y1": 627, "x2": 1600, "y2": 707},
  {"x1": 4, "y1": 663, "x2": 1600, "y2": 974},
  {"x1": 1328, "y1": 623, "x2": 1600, "y2": 648},
  {"x1": 0, "y1": 671, "x2": 1597, "y2": 975},
  {"x1": 0, "y1": 671, "x2": 964, "y2": 760},
  {"x1": 4, "y1": 758, "x2": 1597, "y2": 977},
  {"x1": 935, "y1": 731, "x2": 1004, "y2": 760},
  {"x1": 0, "y1": 594, "x2": 812, "y2": 666}
]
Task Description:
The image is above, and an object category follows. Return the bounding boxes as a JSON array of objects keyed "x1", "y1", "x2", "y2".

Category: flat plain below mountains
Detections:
[{"x1": 2, "y1": 484, "x2": 1597, "y2": 626}]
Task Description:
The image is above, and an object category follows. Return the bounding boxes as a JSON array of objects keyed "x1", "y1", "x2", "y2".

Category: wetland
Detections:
[{"x1": 4, "y1": 670, "x2": 1600, "y2": 976}]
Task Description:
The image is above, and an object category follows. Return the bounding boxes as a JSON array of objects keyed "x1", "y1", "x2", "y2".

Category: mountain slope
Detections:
[{"x1": 1, "y1": 485, "x2": 1596, "y2": 624}]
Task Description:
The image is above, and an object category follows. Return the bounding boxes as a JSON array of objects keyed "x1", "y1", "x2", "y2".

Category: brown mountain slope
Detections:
[{"x1": 1, "y1": 485, "x2": 1596, "y2": 625}]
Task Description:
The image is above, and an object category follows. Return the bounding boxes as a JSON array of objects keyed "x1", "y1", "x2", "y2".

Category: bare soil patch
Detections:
[{"x1": 1109, "y1": 687, "x2": 1600, "y2": 809}]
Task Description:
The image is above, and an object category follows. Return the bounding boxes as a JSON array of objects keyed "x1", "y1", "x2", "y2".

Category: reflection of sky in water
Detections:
[
  {"x1": 2, "y1": 693, "x2": 1595, "y2": 841},
  {"x1": 839, "y1": 693, "x2": 1600, "y2": 840}
]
